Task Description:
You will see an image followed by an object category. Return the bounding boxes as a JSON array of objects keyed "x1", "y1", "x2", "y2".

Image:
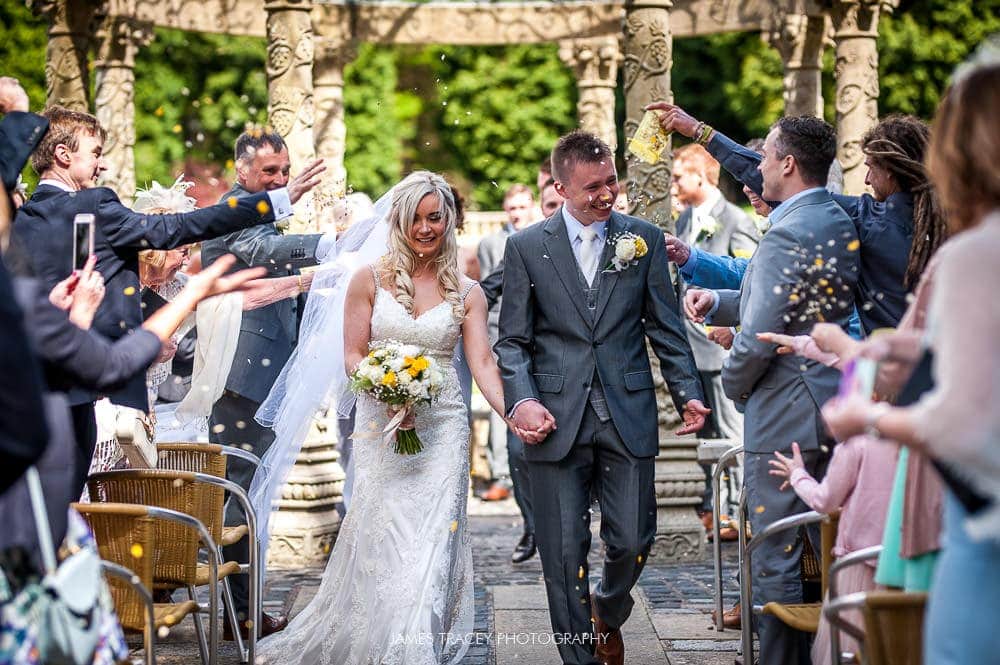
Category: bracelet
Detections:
[
  {"x1": 696, "y1": 123, "x2": 714, "y2": 145},
  {"x1": 692, "y1": 121, "x2": 705, "y2": 142},
  {"x1": 864, "y1": 402, "x2": 891, "y2": 439}
]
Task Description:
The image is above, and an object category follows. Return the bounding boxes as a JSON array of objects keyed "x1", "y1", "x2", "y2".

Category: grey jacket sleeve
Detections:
[
  {"x1": 494, "y1": 237, "x2": 539, "y2": 414},
  {"x1": 710, "y1": 289, "x2": 742, "y2": 327},
  {"x1": 722, "y1": 225, "x2": 802, "y2": 402},
  {"x1": 226, "y1": 225, "x2": 324, "y2": 276}
]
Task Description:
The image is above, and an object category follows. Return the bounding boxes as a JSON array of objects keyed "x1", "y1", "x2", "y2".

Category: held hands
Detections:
[
  {"x1": 810, "y1": 323, "x2": 856, "y2": 358},
  {"x1": 287, "y1": 158, "x2": 327, "y2": 204},
  {"x1": 768, "y1": 442, "x2": 805, "y2": 491},
  {"x1": 643, "y1": 102, "x2": 700, "y2": 138},
  {"x1": 756, "y1": 331, "x2": 797, "y2": 355},
  {"x1": 664, "y1": 234, "x2": 691, "y2": 266},
  {"x1": 677, "y1": 399, "x2": 711, "y2": 436},
  {"x1": 510, "y1": 399, "x2": 557, "y2": 445},
  {"x1": 684, "y1": 289, "x2": 717, "y2": 323}
]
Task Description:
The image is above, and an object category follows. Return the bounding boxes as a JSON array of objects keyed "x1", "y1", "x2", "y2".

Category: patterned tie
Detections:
[{"x1": 578, "y1": 226, "x2": 600, "y2": 286}]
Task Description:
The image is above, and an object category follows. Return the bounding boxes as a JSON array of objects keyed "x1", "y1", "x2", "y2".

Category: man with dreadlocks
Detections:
[{"x1": 648, "y1": 104, "x2": 947, "y2": 337}]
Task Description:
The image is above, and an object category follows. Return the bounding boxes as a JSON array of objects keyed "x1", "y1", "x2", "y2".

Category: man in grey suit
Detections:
[
  {"x1": 200, "y1": 130, "x2": 327, "y2": 639},
  {"x1": 477, "y1": 183, "x2": 539, "y2": 561},
  {"x1": 496, "y1": 131, "x2": 709, "y2": 665},
  {"x1": 687, "y1": 116, "x2": 859, "y2": 665}
]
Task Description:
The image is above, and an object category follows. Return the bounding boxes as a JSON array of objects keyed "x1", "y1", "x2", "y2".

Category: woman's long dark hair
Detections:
[{"x1": 862, "y1": 115, "x2": 948, "y2": 288}]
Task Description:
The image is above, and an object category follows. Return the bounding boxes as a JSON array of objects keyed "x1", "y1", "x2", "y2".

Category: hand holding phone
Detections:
[{"x1": 72, "y1": 213, "x2": 95, "y2": 272}]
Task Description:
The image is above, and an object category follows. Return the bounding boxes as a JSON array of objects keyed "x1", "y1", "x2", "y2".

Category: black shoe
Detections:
[{"x1": 511, "y1": 532, "x2": 536, "y2": 563}]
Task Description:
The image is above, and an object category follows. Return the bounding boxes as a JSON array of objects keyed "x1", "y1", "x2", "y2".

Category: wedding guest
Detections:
[
  {"x1": 821, "y1": 55, "x2": 1000, "y2": 665},
  {"x1": 12, "y1": 106, "x2": 323, "y2": 493},
  {"x1": 200, "y1": 128, "x2": 331, "y2": 640},
  {"x1": 651, "y1": 103, "x2": 936, "y2": 337}
]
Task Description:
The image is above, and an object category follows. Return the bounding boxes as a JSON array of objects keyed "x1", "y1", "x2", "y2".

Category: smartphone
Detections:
[
  {"x1": 838, "y1": 357, "x2": 877, "y2": 400},
  {"x1": 72, "y1": 213, "x2": 95, "y2": 272}
]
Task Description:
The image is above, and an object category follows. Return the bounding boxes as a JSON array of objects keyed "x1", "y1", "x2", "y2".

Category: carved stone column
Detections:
[
  {"x1": 559, "y1": 36, "x2": 622, "y2": 151},
  {"x1": 93, "y1": 14, "x2": 150, "y2": 201},
  {"x1": 266, "y1": 414, "x2": 345, "y2": 567},
  {"x1": 312, "y1": 37, "x2": 354, "y2": 223},
  {"x1": 31, "y1": 0, "x2": 94, "y2": 111},
  {"x1": 265, "y1": 0, "x2": 316, "y2": 233},
  {"x1": 623, "y1": 0, "x2": 674, "y2": 233},
  {"x1": 767, "y1": 13, "x2": 827, "y2": 118},
  {"x1": 830, "y1": 1, "x2": 895, "y2": 194},
  {"x1": 648, "y1": 348, "x2": 705, "y2": 563}
]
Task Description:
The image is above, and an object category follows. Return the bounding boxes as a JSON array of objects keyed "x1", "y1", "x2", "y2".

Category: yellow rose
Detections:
[
  {"x1": 410, "y1": 356, "x2": 430, "y2": 372},
  {"x1": 634, "y1": 236, "x2": 649, "y2": 258},
  {"x1": 381, "y1": 371, "x2": 397, "y2": 387}
]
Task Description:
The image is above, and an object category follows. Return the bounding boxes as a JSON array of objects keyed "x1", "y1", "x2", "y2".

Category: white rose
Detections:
[
  {"x1": 407, "y1": 381, "x2": 424, "y2": 398},
  {"x1": 615, "y1": 238, "x2": 636, "y2": 262},
  {"x1": 388, "y1": 357, "x2": 405, "y2": 372},
  {"x1": 399, "y1": 344, "x2": 420, "y2": 358},
  {"x1": 398, "y1": 371, "x2": 413, "y2": 385}
]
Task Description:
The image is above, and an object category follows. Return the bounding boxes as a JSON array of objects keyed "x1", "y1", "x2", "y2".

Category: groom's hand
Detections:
[
  {"x1": 676, "y1": 399, "x2": 711, "y2": 436},
  {"x1": 510, "y1": 399, "x2": 556, "y2": 445}
]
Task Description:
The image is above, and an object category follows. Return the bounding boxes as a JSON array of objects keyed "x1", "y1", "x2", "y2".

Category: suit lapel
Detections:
[
  {"x1": 592, "y1": 212, "x2": 627, "y2": 326},
  {"x1": 542, "y1": 212, "x2": 594, "y2": 326}
]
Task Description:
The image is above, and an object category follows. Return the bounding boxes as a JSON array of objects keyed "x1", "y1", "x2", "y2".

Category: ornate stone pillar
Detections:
[
  {"x1": 559, "y1": 36, "x2": 622, "y2": 151},
  {"x1": 266, "y1": 414, "x2": 345, "y2": 567},
  {"x1": 623, "y1": 0, "x2": 674, "y2": 232},
  {"x1": 31, "y1": 0, "x2": 94, "y2": 112},
  {"x1": 93, "y1": 14, "x2": 151, "y2": 201},
  {"x1": 265, "y1": 0, "x2": 316, "y2": 233},
  {"x1": 648, "y1": 349, "x2": 705, "y2": 563},
  {"x1": 312, "y1": 37, "x2": 354, "y2": 223},
  {"x1": 767, "y1": 13, "x2": 827, "y2": 118},
  {"x1": 830, "y1": 1, "x2": 895, "y2": 194}
]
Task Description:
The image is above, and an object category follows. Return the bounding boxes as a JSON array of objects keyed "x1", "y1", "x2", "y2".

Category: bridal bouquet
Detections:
[{"x1": 349, "y1": 340, "x2": 446, "y2": 454}]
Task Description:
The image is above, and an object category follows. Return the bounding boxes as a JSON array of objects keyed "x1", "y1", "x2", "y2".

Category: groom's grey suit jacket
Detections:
[
  {"x1": 495, "y1": 210, "x2": 703, "y2": 462},
  {"x1": 711, "y1": 189, "x2": 859, "y2": 454}
]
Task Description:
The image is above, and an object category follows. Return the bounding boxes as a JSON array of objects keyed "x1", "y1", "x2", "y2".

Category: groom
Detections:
[{"x1": 496, "y1": 130, "x2": 709, "y2": 665}]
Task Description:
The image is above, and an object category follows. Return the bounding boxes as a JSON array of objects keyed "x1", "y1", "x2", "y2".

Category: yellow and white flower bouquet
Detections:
[{"x1": 349, "y1": 340, "x2": 447, "y2": 454}]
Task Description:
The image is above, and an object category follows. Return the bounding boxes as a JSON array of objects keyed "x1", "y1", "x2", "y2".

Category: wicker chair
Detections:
[
  {"x1": 154, "y1": 442, "x2": 262, "y2": 663},
  {"x1": 737, "y1": 494, "x2": 840, "y2": 662},
  {"x1": 824, "y1": 590, "x2": 928, "y2": 665},
  {"x1": 73, "y1": 502, "x2": 213, "y2": 665},
  {"x1": 86, "y1": 471, "x2": 244, "y2": 665}
]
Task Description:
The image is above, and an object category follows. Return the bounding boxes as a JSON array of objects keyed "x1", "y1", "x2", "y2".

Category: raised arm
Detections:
[{"x1": 222, "y1": 224, "x2": 324, "y2": 275}]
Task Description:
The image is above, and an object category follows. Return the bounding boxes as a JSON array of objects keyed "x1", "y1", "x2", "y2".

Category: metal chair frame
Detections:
[
  {"x1": 100, "y1": 560, "x2": 157, "y2": 665},
  {"x1": 738, "y1": 498, "x2": 830, "y2": 663},
  {"x1": 155, "y1": 443, "x2": 263, "y2": 663},
  {"x1": 826, "y1": 545, "x2": 883, "y2": 664},
  {"x1": 710, "y1": 443, "x2": 743, "y2": 632}
]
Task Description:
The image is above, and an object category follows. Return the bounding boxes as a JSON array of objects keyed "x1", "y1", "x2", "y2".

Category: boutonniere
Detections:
[
  {"x1": 694, "y1": 218, "x2": 720, "y2": 244},
  {"x1": 604, "y1": 232, "x2": 649, "y2": 273}
]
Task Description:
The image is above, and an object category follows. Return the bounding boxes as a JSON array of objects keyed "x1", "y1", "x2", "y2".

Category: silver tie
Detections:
[{"x1": 578, "y1": 226, "x2": 600, "y2": 286}]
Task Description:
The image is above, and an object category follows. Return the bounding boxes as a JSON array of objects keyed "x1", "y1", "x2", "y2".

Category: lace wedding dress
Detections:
[{"x1": 256, "y1": 270, "x2": 475, "y2": 665}]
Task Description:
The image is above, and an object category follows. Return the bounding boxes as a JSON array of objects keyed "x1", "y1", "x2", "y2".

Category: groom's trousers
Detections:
[{"x1": 529, "y1": 403, "x2": 657, "y2": 665}]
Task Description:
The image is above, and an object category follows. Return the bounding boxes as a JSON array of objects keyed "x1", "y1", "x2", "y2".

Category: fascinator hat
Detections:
[{"x1": 133, "y1": 174, "x2": 197, "y2": 214}]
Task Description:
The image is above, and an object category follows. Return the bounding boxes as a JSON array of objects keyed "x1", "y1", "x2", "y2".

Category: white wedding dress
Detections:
[{"x1": 256, "y1": 270, "x2": 475, "y2": 665}]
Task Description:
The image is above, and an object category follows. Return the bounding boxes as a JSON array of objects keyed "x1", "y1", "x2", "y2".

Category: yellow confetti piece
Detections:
[
  {"x1": 225, "y1": 159, "x2": 235, "y2": 170},
  {"x1": 256, "y1": 200, "x2": 271, "y2": 215},
  {"x1": 123, "y1": 286, "x2": 136, "y2": 296},
  {"x1": 788, "y1": 294, "x2": 800, "y2": 302},
  {"x1": 755, "y1": 505, "x2": 766, "y2": 514},
  {"x1": 636, "y1": 554, "x2": 644, "y2": 564},
  {"x1": 130, "y1": 543, "x2": 143, "y2": 558},
  {"x1": 227, "y1": 197, "x2": 238, "y2": 208},
  {"x1": 154, "y1": 106, "x2": 164, "y2": 117},
  {"x1": 784, "y1": 544, "x2": 794, "y2": 553},
  {"x1": 172, "y1": 124, "x2": 182, "y2": 133},
  {"x1": 449, "y1": 520, "x2": 458, "y2": 533},
  {"x1": 846, "y1": 239, "x2": 860, "y2": 251},
  {"x1": 813, "y1": 258, "x2": 824, "y2": 267},
  {"x1": 578, "y1": 566, "x2": 585, "y2": 579}
]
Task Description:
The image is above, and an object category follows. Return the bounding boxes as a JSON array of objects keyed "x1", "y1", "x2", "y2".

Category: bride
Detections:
[{"x1": 254, "y1": 171, "x2": 509, "y2": 664}]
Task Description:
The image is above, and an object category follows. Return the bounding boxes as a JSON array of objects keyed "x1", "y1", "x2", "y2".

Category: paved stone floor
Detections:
[{"x1": 136, "y1": 495, "x2": 745, "y2": 664}]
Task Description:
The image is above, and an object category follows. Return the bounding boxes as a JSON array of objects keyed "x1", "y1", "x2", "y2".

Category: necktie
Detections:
[{"x1": 578, "y1": 226, "x2": 599, "y2": 286}]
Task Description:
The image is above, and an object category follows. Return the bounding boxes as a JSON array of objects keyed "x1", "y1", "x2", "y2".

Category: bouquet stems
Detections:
[{"x1": 395, "y1": 428, "x2": 423, "y2": 455}]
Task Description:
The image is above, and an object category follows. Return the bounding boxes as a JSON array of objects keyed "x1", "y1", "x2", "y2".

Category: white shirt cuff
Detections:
[
  {"x1": 508, "y1": 398, "x2": 539, "y2": 419},
  {"x1": 316, "y1": 233, "x2": 336, "y2": 262},
  {"x1": 704, "y1": 291, "x2": 721, "y2": 325},
  {"x1": 266, "y1": 188, "x2": 294, "y2": 221}
]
